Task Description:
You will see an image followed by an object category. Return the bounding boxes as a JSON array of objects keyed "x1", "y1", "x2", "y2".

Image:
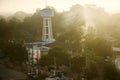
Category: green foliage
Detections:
[
  {"x1": 84, "y1": 27, "x2": 119, "y2": 80},
  {"x1": 0, "y1": 41, "x2": 28, "y2": 62},
  {"x1": 40, "y1": 47, "x2": 71, "y2": 66},
  {"x1": 71, "y1": 56, "x2": 85, "y2": 73},
  {"x1": 56, "y1": 26, "x2": 83, "y2": 55},
  {"x1": 85, "y1": 37, "x2": 113, "y2": 58},
  {"x1": 85, "y1": 27, "x2": 113, "y2": 58},
  {"x1": 0, "y1": 19, "x2": 8, "y2": 39},
  {"x1": 104, "y1": 62, "x2": 120, "y2": 80}
]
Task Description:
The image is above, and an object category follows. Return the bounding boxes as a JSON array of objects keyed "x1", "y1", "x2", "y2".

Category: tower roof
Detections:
[{"x1": 40, "y1": 7, "x2": 54, "y2": 17}]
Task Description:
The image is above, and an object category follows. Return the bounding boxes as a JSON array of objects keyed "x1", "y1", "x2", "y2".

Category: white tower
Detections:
[{"x1": 40, "y1": 8, "x2": 55, "y2": 44}]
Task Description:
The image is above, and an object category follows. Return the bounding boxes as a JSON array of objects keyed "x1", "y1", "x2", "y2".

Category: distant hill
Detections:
[{"x1": 8, "y1": 11, "x2": 32, "y2": 21}]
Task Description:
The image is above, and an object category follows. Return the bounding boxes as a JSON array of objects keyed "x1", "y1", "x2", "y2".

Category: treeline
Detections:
[
  {"x1": 0, "y1": 5, "x2": 120, "y2": 44},
  {"x1": 0, "y1": 5, "x2": 120, "y2": 45}
]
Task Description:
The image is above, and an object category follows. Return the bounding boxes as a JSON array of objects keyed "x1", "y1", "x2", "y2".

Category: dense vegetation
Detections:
[{"x1": 0, "y1": 4, "x2": 120, "y2": 80}]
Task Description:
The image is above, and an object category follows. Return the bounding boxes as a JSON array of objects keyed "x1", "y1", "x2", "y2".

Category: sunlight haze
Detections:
[{"x1": 0, "y1": 0, "x2": 120, "y2": 16}]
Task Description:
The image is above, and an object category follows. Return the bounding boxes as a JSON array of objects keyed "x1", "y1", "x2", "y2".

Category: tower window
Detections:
[{"x1": 46, "y1": 19, "x2": 48, "y2": 26}]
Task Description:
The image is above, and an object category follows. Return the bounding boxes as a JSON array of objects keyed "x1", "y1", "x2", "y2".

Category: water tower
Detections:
[
  {"x1": 26, "y1": 1, "x2": 56, "y2": 78},
  {"x1": 40, "y1": 8, "x2": 55, "y2": 44}
]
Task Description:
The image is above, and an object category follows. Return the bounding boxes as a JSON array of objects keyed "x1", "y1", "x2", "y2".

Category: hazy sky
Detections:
[{"x1": 0, "y1": 0, "x2": 120, "y2": 15}]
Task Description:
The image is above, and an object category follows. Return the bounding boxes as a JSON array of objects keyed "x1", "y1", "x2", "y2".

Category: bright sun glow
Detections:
[
  {"x1": 0, "y1": 0, "x2": 120, "y2": 15},
  {"x1": 48, "y1": 0, "x2": 120, "y2": 13}
]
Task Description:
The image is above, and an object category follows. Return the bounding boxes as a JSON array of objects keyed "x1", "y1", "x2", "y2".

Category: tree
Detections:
[
  {"x1": 0, "y1": 41, "x2": 28, "y2": 63},
  {"x1": 40, "y1": 47, "x2": 71, "y2": 66},
  {"x1": 70, "y1": 56, "x2": 86, "y2": 80},
  {"x1": 0, "y1": 18, "x2": 8, "y2": 40},
  {"x1": 84, "y1": 27, "x2": 118, "y2": 80},
  {"x1": 56, "y1": 26, "x2": 84, "y2": 55}
]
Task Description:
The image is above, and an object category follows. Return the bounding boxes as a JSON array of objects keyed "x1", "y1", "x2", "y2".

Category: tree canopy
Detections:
[{"x1": 0, "y1": 4, "x2": 120, "y2": 80}]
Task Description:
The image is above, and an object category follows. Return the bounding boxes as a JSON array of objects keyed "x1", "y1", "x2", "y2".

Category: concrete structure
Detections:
[
  {"x1": 27, "y1": 8, "x2": 55, "y2": 56},
  {"x1": 112, "y1": 47, "x2": 120, "y2": 69},
  {"x1": 27, "y1": 44, "x2": 41, "y2": 64},
  {"x1": 40, "y1": 8, "x2": 55, "y2": 43},
  {"x1": 26, "y1": 8, "x2": 55, "y2": 78}
]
